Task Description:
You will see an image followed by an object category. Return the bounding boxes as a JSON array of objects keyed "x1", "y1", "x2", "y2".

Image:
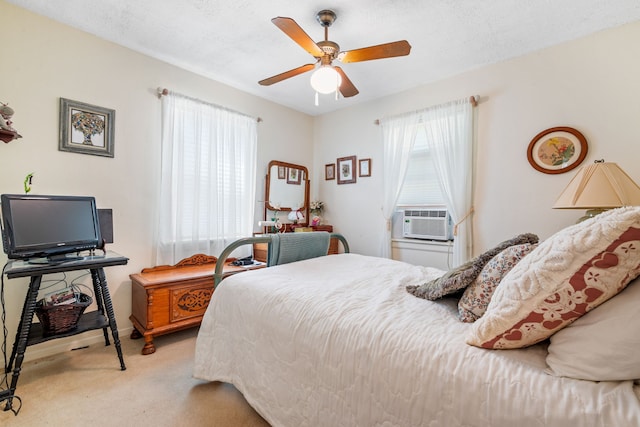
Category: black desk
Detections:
[{"x1": 1, "y1": 251, "x2": 128, "y2": 412}]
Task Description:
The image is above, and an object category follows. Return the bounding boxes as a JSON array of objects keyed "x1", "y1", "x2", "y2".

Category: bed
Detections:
[{"x1": 194, "y1": 209, "x2": 640, "y2": 426}]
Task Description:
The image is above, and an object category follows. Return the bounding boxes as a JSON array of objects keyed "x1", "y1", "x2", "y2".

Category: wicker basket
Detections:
[{"x1": 35, "y1": 293, "x2": 92, "y2": 336}]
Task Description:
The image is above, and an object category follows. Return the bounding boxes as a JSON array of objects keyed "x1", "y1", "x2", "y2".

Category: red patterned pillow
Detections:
[
  {"x1": 458, "y1": 243, "x2": 537, "y2": 323},
  {"x1": 467, "y1": 206, "x2": 640, "y2": 349}
]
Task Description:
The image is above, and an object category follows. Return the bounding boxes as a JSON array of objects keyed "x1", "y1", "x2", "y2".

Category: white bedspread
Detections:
[{"x1": 194, "y1": 253, "x2": 640, "y2": 427}]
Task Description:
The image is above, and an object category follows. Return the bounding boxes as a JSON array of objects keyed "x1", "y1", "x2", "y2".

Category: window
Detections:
[
  {"x1": 396, "y1": 128, "x2": 445, "y2": 207},
  {"x1": 381, "y1": 96, "x2": 473, "y2": 264},
  {"x1": 156, "y1": 93, "x2": 257, "y2": 265}
]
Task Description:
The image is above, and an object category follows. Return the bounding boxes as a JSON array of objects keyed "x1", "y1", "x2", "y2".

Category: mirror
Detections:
[{"x1": 265, "y1": 160, "x2": 309, "y2": 222}]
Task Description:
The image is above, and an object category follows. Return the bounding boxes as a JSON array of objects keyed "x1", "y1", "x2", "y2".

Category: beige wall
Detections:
[
  {"x1": 0, "y1": 2, "x2": 313, "y2": 361},
  {"x1": 314, "y1": 21, "x2": 640, "y2": 257},
  {"x1": 3, "y1": 0, "x2": 640, "y2": 361}
]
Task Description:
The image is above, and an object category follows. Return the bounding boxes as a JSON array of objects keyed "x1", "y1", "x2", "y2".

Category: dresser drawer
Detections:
[{"x1": 253, "y1": 242, "x2": 268, "y2": 263}]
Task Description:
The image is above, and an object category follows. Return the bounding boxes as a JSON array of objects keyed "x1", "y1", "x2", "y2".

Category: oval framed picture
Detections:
[{"x1": 527, "y1": 126, "x2": 588, "y2": 174}]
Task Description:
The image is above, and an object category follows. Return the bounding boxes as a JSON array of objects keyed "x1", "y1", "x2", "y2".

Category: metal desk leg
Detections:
[
  {"x1": 93, "y1": 268, "x2": 126, "y2": 370},
  {"x1": 2, "y1": 275, "x2": 42, "y2": 411}
]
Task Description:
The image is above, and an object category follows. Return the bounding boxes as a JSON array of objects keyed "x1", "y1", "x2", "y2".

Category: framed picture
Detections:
[
  {"x1": 59, "y1": 98, "x2": 115, "y2": 158},
  {"x1": 359, "y1": 158, "x2": 371, "y2": 177},
  {"x1": 337, "y1": 156, "x2": 357, "y2": 185},
  {"x1": 325, "y1": 163, "x2": 335, "y2": 180},
  {"x1": 287, "y1": 167, "x2": 301, "y2": 185},
  {"x1": 278, "y1": 165, "x2": 286, "y2": 179},
  {"x1": 527, "y1": 126, "x2": 588, "y2": 174}
]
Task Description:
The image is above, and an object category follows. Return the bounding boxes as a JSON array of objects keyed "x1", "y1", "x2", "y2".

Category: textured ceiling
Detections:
[{"x1": 7, "y1": 0, "x2": 640, "y2": 116}]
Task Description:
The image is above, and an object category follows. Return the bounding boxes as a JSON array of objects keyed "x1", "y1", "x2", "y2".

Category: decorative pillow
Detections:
[
  {"x1": 406, "y1": 233, "x2": 538, "y2": 300},
  {"x1": 467, "y1": 206, "x2": 640, "y2": 349},
  {"x1": 458, "y1": 243, "x2": 537, "y2": 323},
  {"x1": 545, "y1": 277, "x2": 640, "y2": 381}
]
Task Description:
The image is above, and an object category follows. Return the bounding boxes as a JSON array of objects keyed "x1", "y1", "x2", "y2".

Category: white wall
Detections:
[
  {"x1": 0, "y1": 2, "x2": 313, "y2": 360},
  {"x1": 313, "y1": 21, "x2": 640, "y2": 258}
]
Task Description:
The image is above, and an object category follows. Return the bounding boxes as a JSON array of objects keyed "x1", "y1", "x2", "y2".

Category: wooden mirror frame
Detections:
[{"x1": 265, "y1": 160, "x2": 310, "y2": 226}]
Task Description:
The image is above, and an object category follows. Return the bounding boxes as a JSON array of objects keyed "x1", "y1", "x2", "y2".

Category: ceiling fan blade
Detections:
[
  {"x1": 334, "y1": 66, "x2": 359, "y2": 97},
  {"x1": 338, "y1": 40, "x2": 411, "y2": 63},
  {"x1": 272, "y1": 17, "x2": 324, "y2": 58},
  {"x1": 259, "y1": 63, "x2": 316, "y2": 86}
]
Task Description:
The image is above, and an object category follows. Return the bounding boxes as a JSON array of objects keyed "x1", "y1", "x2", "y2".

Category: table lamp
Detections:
[{"x1": 553, "y1": 160, "x2": 640, "y2": 222}]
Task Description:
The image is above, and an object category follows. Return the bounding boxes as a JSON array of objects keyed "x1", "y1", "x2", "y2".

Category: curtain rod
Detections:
[
  {"x1": 157, "y1": 87, "x2": 263, "y2": 123},
  {"x1": 373, "y1": 95, "x2": 479, "y2": 125}
]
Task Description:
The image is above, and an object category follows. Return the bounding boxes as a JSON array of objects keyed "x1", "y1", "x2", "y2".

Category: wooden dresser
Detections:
[
  {"x1": 253, "y1": 225, "x2": 339, "y2": 263},
  {"x1": 129, "y1": 254, "x2": 264, "y2": 354}
]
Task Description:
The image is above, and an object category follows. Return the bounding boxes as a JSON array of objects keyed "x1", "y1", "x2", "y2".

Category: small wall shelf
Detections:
[{"x1": 0, "y1": 129, "x2": 21, "y2": 143}]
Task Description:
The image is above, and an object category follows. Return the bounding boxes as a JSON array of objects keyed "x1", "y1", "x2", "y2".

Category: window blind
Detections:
[{"x1": 397, "y1": 130, "x2": 445, "y2": 206}]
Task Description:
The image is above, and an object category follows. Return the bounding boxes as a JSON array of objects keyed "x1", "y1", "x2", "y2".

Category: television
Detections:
[{"x1": 0, "y1": 194, "x2": 102, "y2": 262}]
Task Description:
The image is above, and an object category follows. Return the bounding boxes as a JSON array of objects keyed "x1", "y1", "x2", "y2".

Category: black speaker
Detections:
[{"x1": 97, "y1": 209, "x2": 114, "y2": 244}]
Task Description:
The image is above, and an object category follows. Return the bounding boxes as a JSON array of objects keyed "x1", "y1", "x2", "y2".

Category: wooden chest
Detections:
[{"x1": 129, "y1": 254, "x2": 264, "y2": 354}]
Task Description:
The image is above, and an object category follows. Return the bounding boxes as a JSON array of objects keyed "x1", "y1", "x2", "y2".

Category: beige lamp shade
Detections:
[{"x1": 553, "y1": 161, "x2": 640, "y2": 209}]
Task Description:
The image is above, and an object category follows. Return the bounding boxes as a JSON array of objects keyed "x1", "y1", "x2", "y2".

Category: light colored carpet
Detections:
[{"x1": 0, "y1": 328, "x2": 270, "y2": 426}]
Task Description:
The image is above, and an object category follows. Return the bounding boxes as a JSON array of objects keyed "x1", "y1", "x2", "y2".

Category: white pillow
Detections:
[{"x1": 545, "y1": 278, "x2": 640, "y2": 381}]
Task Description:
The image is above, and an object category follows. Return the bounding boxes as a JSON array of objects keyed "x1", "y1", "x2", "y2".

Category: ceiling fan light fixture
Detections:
[
  {"x1": 261, "y1": 10, "x2": 409, "y2": 100},
  {"x1": 310, "y1": 66, "x2": 342, "y2": 94}
]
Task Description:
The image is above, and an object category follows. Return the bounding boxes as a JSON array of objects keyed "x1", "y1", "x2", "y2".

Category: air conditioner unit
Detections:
[{"x1": 403, "y1": 209, "x2": 453, "y2": 241}]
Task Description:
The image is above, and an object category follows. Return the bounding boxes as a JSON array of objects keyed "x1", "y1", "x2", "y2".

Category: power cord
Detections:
[
  {"x1": 446, "y1": 239, "x2": 454, "y2": 270},
  {"x1": 1, "y1": 263, "x2": 8, "y2": 392},
  {"x1": 0, "y1": 262, "x2": 23, "y2": 415},
  {"x1": 70, "y1": 271, "x2": 94, "y2": 301}
]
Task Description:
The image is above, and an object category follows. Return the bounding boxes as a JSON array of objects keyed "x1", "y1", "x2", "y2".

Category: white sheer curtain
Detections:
[
  {"x1": 380, "y1": 97, "x2": 474, "y2": 265},
  {"x1": 422, "y1": 98, "x2": 474, "y2": 266},
  {"x1": 155, "y1": 92, "x2": 257, "y2": 265},
  {"x1": 380, "y1": 113, "x2": 420, "y2": 258}
]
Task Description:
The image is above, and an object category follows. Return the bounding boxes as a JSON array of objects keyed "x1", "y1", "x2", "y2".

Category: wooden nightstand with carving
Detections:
[{"x1": 129, "y1": 254, "x2": 264, "y2": 354}]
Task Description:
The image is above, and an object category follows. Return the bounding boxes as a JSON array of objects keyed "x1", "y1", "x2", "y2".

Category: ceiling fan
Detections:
[{"x1": 259, "y1": 9, "x2": 411, "y2": 99}]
